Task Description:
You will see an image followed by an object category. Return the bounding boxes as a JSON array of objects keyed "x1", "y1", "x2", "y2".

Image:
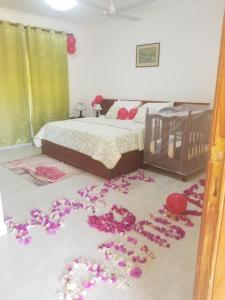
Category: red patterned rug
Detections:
[{"x1": 3, "y1": 155, "x2": 84, "y2": 186}]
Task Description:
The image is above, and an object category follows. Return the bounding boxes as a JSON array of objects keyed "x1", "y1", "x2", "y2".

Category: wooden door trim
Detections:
[
  {"x1": 193, "y1": 12, "x2": 225, "y2": 300},
  {"x1": 211, "y1": 163, "x2": 225, "y2": 298}
]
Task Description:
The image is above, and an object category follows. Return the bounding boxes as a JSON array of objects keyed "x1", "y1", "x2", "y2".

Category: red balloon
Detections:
[
  {"x1": 67, "y1": 35, "x2": 76, "y2": 46},
  {"x1": 94, "y1": 95, "x2": 104, "y2": 104},
  {"x1": 166, "y1": 193, "x2": 187, "y2": 215},
  {"x1": 67, "y1": 45, "x2": 76, "y2": 54}
]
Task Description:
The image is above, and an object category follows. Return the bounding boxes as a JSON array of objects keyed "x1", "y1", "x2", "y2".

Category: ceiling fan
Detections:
[{"x1": 81, "y1": 0, "x2": 150, "y2": 21}]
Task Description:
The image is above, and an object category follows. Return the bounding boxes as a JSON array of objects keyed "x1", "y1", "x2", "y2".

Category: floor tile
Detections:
[
  {"x1": 12, "y1": 282, "x2": 55, "y2": 300},
  {"x1": 0, "y1": 257, "x2": 40, "y2": 300},
  {"x1": 116, "y1": 285, "x2": 159, "y2": 300},
  {"x1": 0, "y1": 145, "x2": 204, "y2": 300}
]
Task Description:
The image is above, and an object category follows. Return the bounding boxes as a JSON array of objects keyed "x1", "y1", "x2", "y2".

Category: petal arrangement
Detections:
[
  {"x1": 5, "y1": 199, "x2": 95, "y2": 245},
  {"x1": 98, "y1": 237, "x2": 155, "y2": 279},
  {"x1": 78, "y1": 169, "x2": 155, "y2": 205},
  {"x1": 98, "y1": 239, "x2": 155, "y2": 264},
  {"x1": 88, "y1": 205, "x2": 136, "y2": 234},
  {"x1": 4, "y1": 170, "x2": 205, "y2": 300},
  {"x1": 147, "y1": 214, "x2": 185, "y2": 240},
  {"x1": 59, "y1": 178, "x2": 205, "y2": 299},
  {"x1": 88, "y1": 206, "x2": 186, "y2": 248},
  {"x1": 103, "y1": 248, "x2": 143, "y2": 279},
  {"x1": 5, "y1": 170, "x2": 155, "y2": 245},
  {"x1": 58, "y1": 257, "x2": 129, "y2": 300}
]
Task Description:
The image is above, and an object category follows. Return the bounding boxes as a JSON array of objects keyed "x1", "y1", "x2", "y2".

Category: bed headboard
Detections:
[
  {"x1": 101, "y1": 99, "x2": 210, "y2": 115},
  {"x1": 101, "y1": 99, "x2": 116, "y2": 115}
]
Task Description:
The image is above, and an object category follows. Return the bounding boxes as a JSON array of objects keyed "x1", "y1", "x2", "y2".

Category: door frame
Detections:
[{"x1": 193, "y1": 12, "x2": 225, "y2": 300}]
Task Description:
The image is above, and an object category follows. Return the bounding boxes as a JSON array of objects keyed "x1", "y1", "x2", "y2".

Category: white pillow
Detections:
[
  {"x1": 105, "y1": 102, "x2": 120, "y2": 119},
  {"x1": 134, "y1": 102, "x2": 173, "y2": 123},
  {"x1": 105, "y1": 100, "x2": 142, "y2": 119},
  {"x1": 117, "y1": 100, "x2": 142, "y2": 109}
]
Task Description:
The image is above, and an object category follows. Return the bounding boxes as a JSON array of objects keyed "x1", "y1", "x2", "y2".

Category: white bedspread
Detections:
[{"x1": 34, "y1": 117, "x2": 144, "y2": 169}]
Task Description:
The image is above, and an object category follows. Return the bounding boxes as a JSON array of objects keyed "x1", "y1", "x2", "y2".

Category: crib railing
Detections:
[{"x1": 144, "y1": 110, "x2": 212, "y2": 178}]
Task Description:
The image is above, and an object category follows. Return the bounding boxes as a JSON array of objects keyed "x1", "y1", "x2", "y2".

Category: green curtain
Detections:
[
  {"x1": 0, "y1": 21, "x2": 30, "y2": 146},
  {"x1": 26, "y1": 27, "x2": 69, "y2": 134}
]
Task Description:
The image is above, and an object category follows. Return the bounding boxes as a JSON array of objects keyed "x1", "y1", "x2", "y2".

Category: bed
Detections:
[
  {"x1": 34, "y1": 115, "x2": 145, "y2": 179},
  {"x1": 34, "y1": 99, "x2": 211, "y2": 179}
]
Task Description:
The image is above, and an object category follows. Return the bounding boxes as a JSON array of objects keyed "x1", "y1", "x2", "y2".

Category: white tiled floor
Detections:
[{"x1": 0, "y1": 146, "x2": 202, "y2": 300}]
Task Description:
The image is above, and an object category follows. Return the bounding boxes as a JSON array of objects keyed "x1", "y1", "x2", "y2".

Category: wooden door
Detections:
[{"x1": 193, "y1": 13, "x2": 225, "y2": 300}]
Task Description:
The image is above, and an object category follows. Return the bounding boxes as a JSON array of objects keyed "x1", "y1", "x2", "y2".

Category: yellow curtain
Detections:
[
  {"x1": 0, "y1": 22, "x2": 30, "y2": 146},
  {"x1": 26, "y1": 27, "x2": 69, "y2": 134}
]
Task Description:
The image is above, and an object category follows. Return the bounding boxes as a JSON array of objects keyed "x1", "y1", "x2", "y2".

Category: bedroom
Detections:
[{"x1": 0, "y1": 0, "x2": 224, "y2": 299}]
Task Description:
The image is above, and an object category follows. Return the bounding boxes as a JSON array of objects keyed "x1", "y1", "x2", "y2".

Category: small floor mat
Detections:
[{"x1": 3, "y1": 154, "x2": 84, "y2": 186}]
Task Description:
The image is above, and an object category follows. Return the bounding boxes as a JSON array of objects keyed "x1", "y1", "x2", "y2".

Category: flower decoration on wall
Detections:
[{"x1": 67, "y1": 34, "x2": 76, "y2": 54}]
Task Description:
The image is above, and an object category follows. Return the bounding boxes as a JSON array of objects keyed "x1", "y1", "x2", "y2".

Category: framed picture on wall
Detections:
[{"x1": 136, "y1": 43, "x2": 160, "y2": 67}]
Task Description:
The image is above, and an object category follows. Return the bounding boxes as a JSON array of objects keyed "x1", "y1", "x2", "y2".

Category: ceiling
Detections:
[{"x1": 0, "y1": 0, "x2": 177, "y2": 24}]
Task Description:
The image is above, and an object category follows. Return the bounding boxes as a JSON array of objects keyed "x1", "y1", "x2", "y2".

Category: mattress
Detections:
[{"x1": 34, "y1": 116, "x2": 144, "y2": 169}]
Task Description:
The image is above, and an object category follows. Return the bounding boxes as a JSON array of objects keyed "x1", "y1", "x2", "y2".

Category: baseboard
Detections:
[{"x1": 0, "y1": 142, "x2": 32, "y2": 152}]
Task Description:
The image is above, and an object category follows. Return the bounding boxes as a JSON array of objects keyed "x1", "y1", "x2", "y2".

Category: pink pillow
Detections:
[
  {"x1": 128, "y1": 108, "x2": 138, "y2": 120},
  {"x1": 117, "y1": 107, "x2": 129, "y2": 120}
]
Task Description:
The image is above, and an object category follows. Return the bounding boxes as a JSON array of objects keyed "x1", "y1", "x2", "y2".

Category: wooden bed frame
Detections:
[
  {"x1": 42, "y1": 140, "x2": 143, "y2": 179},
  {"x1": 42, "y1": 99, "x2": 210, "y2": 179}
]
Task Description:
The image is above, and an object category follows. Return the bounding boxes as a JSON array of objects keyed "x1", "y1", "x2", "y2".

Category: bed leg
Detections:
[{"x1": 182, "y1": 175, "x2": 187, "y2": 182}]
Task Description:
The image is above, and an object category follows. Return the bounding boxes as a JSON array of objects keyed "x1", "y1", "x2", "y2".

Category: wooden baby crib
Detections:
[{"x1": 143, "y1": 109, "x2": 212, "y2": 180}]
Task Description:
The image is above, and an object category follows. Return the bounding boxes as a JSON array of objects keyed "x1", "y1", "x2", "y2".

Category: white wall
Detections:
[
  {"x1": 79, "y1": 0, "x2": 224, "y2": 105},
  {"x1": 0, "y1": 0, "x2": 224, "y2": 117}
]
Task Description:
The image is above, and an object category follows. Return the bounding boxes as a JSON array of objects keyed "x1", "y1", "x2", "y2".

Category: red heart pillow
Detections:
[
  {"x1": 117, "y1": 107, "x2": 129, "y2": 120},
  {"x1": 129, "y1": 108, "x2": 138, "y2": 119}
]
